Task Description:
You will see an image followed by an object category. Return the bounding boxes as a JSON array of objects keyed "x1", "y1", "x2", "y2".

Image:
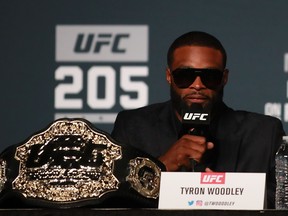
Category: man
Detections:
[{"x1": 111, "y1": 31, "x2": 285, "y2": 208}]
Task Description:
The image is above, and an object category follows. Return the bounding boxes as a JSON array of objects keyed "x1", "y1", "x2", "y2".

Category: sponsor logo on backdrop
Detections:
[
  {"x1": 264, "y1": 53, "x2": 288, "y2": 123},
  {"x1": 54, "y1": 25, "x2": 149, "y2": 124}
]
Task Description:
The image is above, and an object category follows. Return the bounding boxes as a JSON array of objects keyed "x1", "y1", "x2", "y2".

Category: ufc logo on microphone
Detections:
[
  {"x1": 183, "y1": 113, "x2": 209, "y2": 121},
  {"x1": 200, "y1": 173, "x2": 226, "y2": 184}
]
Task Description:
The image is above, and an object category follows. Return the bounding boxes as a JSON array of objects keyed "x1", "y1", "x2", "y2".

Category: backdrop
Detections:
[{"x1": 1, "y1": 0, "x2": 288, "y2": 152}]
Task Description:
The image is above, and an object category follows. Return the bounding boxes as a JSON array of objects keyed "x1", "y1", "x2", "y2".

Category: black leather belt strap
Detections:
[{"x1": 0, "y1": 118, "x2": 165, "y2": 208}]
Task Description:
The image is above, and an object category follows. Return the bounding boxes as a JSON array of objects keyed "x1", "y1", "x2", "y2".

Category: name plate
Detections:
[{"x1": 158, "y1": 172, "x2": 266, "y2": 210}]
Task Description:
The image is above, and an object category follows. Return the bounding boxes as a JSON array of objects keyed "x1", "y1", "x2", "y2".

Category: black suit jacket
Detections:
[{"x1": 111, "y1": 100, "x2": 285, "y2": 208}]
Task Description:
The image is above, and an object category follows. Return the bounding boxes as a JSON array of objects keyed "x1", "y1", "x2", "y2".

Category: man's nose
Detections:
[{"x1": 189, "y1": 76, "x2": 205, "y2": 89}]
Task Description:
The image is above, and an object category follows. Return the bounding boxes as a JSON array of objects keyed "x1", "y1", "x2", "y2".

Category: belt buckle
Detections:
[{"x1": 12, "y1": 119, "x2": 122, "y2": 202}]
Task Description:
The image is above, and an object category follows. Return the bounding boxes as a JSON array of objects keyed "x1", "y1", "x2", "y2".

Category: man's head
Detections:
[
  {"x1": 166, "y1": 31, "x2": 229, "y2": 118},
  {"x1": 167, "y1": 31, "x2": 227, "y2": 69}
]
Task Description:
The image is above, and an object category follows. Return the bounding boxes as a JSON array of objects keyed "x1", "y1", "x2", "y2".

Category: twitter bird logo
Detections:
[{"x1": 188, "y1": 200, "x2": 194, "y2": 206}]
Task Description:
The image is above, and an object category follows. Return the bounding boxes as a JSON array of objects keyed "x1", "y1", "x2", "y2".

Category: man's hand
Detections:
[{"x1": 158, "y1": 134, "x2": 214, "y2": 171}]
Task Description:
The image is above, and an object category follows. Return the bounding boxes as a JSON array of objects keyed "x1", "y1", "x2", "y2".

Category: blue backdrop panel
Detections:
[{"x1": 1, "y1": 0, "x2": 288, "y2": 151}]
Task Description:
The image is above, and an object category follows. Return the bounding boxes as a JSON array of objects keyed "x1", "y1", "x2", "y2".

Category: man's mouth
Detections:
[{"x1": 184, "y1": 94, "x2": 208, "y2": 104}]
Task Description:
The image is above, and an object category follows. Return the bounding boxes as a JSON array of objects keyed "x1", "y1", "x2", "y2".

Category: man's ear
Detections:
[
  {"x1": 222, "y1": 68, "x2": 229, "y2": 85},
  {"x1": 166, "y1": 67, "x2": 172, "y2": 85}
]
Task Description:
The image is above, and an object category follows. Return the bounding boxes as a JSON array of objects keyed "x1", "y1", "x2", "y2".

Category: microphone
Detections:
[
  {"x1": 181, "y1": 103, "x2": 210, "y2": 171},
  {"x1": 182, "y1": 103, "x2": 210, "y2": 135}
]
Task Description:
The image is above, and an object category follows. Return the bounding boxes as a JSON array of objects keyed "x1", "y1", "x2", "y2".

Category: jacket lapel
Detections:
[
  {"x1": 155, "y1": 101, "x2": 179, "y2": 156},
  {"x1": 211, "y1": 104, "x2": 243, "y2": 172}
]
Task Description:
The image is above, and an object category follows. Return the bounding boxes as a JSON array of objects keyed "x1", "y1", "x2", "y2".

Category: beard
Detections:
[{"x1": 170, "y1": 86, "x2": 224, "y2": 117}]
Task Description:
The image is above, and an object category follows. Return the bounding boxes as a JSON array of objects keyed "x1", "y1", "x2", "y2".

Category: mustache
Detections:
[{"x1": 183, "y1": 91, "x2": 210, "y2": 99}]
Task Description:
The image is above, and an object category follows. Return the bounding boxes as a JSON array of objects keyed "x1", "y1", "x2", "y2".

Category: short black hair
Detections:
[{"x1": 167, "y1": 31, "x2": 227, "y2": 68}]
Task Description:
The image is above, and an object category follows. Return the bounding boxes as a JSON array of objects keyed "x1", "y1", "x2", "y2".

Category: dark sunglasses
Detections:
[{"x1": 171, "y1": 68, "x2": 224, "y2": 89}]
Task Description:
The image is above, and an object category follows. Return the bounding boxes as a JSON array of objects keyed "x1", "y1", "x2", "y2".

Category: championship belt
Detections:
[{"x1": 0, "y1": 118, "x2": 165, "y2": 208}]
